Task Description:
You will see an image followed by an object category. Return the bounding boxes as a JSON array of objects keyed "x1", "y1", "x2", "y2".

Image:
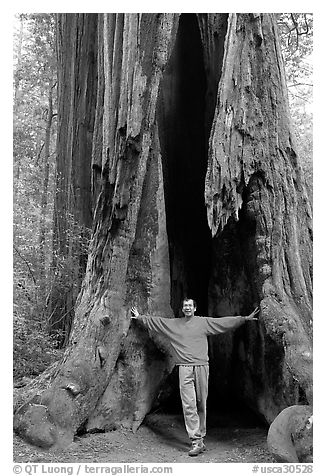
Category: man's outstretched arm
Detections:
[
  {"x1": 205, "y1": 307, "x2": 260, "y2": 335},
  {"x1": 130, "y1": 306, "x2": 174, "y2": 336},
  {"x1": 130, "y1": 307, "x2": 175, "y2": 360}
]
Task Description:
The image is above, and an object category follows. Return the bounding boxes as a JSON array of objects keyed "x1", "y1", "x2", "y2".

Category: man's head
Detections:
[{"x1": 182, "y1": 298, "x2": 197, "y2": 318}]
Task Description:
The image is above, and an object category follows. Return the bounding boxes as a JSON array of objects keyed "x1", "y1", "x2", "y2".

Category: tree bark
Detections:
[
  {"x1": 39, "y1": 82, "x2": 55, "y2": 280},
  {"x1": 49, "y1": 14, "x2": 97, "y2": 344},
  {"x1": 14, "y1": 13, "x2": 312, "y2": 449},
  {"x1": 205, "y1": 14, "x2": 312, "y2": 420}
]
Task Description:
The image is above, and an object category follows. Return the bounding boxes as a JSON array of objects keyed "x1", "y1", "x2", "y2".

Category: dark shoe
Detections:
[{"x1": 188, "y1": 440, "x2": 205, "y2": 457}]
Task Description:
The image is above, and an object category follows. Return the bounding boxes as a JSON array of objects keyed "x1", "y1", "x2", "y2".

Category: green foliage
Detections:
[
  {"x1": 48, "y1": 214, "x2": 92, "y2": 345},
  {"x1": 13, "y1": 307, "x2": 63, "y2": 381},
  {"x1": 13, "y1": 13, "x2": 60, "y2": 380},
  {"x1": 277, "y1": 13, "x2": 313, "y2": 202}
]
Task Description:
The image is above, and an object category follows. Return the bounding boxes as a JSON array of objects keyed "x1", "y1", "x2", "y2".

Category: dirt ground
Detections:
[{"x1": 13, "y1": 410, "x2": 274, "y2": 464}]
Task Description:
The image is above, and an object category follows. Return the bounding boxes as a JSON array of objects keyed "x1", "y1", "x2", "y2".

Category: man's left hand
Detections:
[
  {"x1": 131, "y1": 307, "x2": 140, "y2": 319},
  {"x1": 245, "y1": 307, "x2": 260, "y2": 321}
]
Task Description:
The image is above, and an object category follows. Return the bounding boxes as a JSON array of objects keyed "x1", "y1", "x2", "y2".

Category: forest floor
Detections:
[{"x1": 13, "y1": 410, "x2": 274, "y2": 464}]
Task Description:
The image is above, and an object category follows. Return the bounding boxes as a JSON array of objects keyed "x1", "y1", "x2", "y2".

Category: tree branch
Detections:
[
  {"x1": 13, "y1": 245, "x2": 37, "y2": 285},
  {"x1": 288, "y1": 90, "x2": 311, "y2": 103},
  {"x1": 287, "y1": 83, "x2": 313, "y2": 88},
  {"x1": 36, "y1": 143, "x2": 45, "y2": 165},
  {"x1": 290, "y1": 14, "x2": 300, "y2": 49}
]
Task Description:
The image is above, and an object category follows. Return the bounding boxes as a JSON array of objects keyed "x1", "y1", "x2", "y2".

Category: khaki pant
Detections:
[{"x1": 178, "y1": 365, "x2": 209, "y2": 442}]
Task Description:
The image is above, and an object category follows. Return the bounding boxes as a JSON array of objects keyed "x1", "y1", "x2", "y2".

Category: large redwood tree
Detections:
[{"x1": 14, "y1": 13, "x2": 312, "y2": 449}]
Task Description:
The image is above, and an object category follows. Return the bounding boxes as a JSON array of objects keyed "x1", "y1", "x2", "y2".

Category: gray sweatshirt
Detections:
[{"x1": 139, "y1": 314, "x2": 245, "y2": 366}]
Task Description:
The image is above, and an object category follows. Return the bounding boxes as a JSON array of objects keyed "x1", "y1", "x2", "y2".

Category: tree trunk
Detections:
[
  {"x1": 14, "y1": 15, "x2": 25, "y2": 102},
  {"x1": 39, "y1": 83, "x2": 55, "y2": 280},
  {"x1": 48, "y1": 14, "x2": 97, "y2": 345},
  {"x1": 13, "y1": 15, "x2": 25, "y2": 186},
  {"x1": 204, "y1": 14, "x2": 312, "y2": 420},
  {"x1": 14, "y1": 13, "x2": 312, "y2": 449}
]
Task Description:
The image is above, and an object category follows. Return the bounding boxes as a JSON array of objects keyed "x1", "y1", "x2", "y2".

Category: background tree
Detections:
[
  {"x1": 13, "y1": 13, "x2": 97, "y2": 375},
  {"x1": 48, "y1": 14, "x2": 97, "y2": 346},
  {"x1": 13, "y1": 13, "x2": 61, "y2": 380},
  {"x1": 277, "y1": 13, "x2": 313, "y2": 201},
  {"x1": 14, "y1": 13, "x2": 312, "y2": 450}
]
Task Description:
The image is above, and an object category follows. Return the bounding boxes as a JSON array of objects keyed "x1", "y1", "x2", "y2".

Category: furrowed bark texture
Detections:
[
  {"x1": 205, "y1": 14, "x2": 312, "y2": 420},
  {"x1": 15, "y1": 13, "x2": 179, "y2": 448},
  {"x1": 49, "y1": 14, "x2": 97, "y2": 343},
  {"x1": 14, "y1": 13, "x2": 312, "y2": 448}
]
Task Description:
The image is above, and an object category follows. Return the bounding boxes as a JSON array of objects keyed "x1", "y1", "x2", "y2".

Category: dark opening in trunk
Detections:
[
  {"x1": 157, "y1": 13, "x2": 213, "y2": 317},
  {"x1": 156, "y1": 14, "x2": 266, "y2": 425}
]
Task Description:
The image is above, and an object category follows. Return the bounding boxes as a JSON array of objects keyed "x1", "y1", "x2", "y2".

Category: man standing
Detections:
[{"x1": 130, "y1": 298, "x2": 259, "y2": 456}]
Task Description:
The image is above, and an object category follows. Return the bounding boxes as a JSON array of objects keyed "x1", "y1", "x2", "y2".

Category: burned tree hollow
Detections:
[
  {"x1": 157, "y1": 14, "x2": 260, "y2": 418},
  {"x1": 158, "y1": 14, "x2": 214, "y2": 317},
  {"x1": 157, "y1": 13, "x2": 309, "y2": 422}
]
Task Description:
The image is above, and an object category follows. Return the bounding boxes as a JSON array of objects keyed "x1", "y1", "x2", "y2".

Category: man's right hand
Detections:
[
  {"x1": 245, "y1": 307, "x2": 260, "y2": 321},
  {"x1": 131, "y1": 307, "x2": 139, "y2": 319}
]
